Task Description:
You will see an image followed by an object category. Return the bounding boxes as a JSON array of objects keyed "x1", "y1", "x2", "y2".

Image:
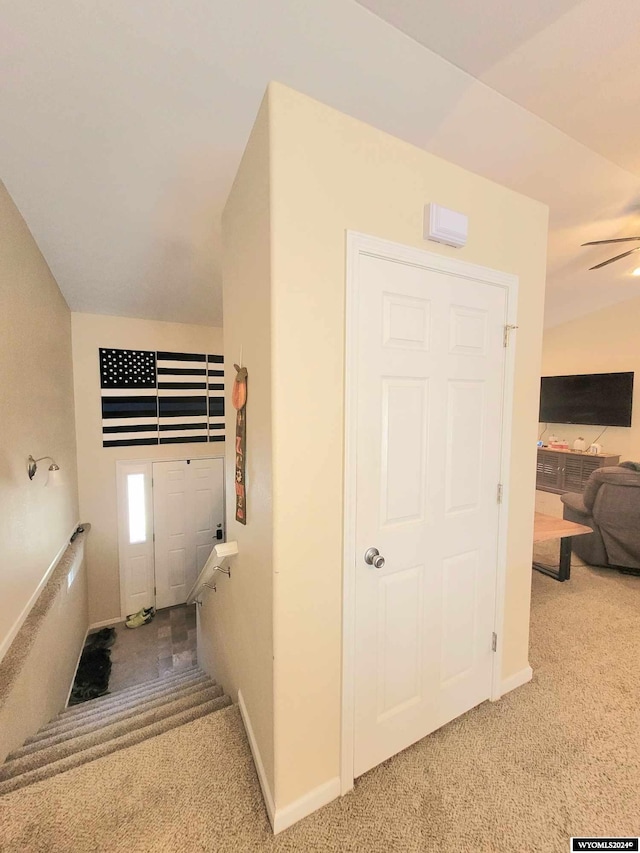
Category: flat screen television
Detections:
[{"x1": 539, "y1": 371, "x2": 634, "y2": 427}]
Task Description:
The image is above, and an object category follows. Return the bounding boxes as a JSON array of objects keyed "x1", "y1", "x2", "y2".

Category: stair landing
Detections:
[{"x1": 106, "y1": 604, "x2": 197, "y2": 692}]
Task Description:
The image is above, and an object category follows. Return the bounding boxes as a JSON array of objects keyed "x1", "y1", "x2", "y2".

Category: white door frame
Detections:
[
  {"x1": 341, "y1": 231, "x2": 519, "y2": 794},
  {"x1": 116, "y1": 453, "x2": 226, "y2": 618}
]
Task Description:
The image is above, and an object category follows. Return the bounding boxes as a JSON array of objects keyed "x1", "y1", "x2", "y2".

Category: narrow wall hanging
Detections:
[{"x1": 232, "y1": 363, "x2": 248, "y2": 524}]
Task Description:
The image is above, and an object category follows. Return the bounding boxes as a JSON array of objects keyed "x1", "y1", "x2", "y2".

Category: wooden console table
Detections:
[
  {"x1": 536, "y1": 447, "x2": 620, "y2": 494},
  {"x1": 533, "y1": 512, "x2": 593, "y2": 582}
]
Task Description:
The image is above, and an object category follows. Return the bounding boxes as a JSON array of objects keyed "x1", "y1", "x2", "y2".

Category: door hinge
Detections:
[
  {"x1": 503, "y1": 324, "x2": 518, "y2": 347},
  {"x1": 497, "y1": 483, "x2": 503, "y2": 504},
  {"x1": 492, "y1": 632, "x2": 498, "y2": 652}
]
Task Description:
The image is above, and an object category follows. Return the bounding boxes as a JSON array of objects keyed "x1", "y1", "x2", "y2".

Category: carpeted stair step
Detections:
[
  {"x1": 36, "y1": 671, "x2": 212, "y2": 737},
  {"x1": 0, "y1": 693, "x2": 232, "y2": 796},
  {"x1": 24, "y1": 677, "x2": 216, "y2": 747},
  {"x1": 8, "y1": 682, "x2": 223, "y2": 759},
  {"x1": 58, "y1": 665, "x2": 205, "y2": 716},
  {"x1": 2, "y1": 686, "x2": 224, "y2": 775},
  {"x1": 61, "y1": 663, "x2": 206, "y2": 710},
  {"x1": 50, "y1": 667, "x2": 207, "y2": 726},
  {"x1": 39, "y1": 667, "x2": 208, "y2": 730}
]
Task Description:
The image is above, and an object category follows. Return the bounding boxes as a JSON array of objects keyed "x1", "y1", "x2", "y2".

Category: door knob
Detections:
[{"x1": 364, "y1": 547, "x2": 385, "y2": 569}]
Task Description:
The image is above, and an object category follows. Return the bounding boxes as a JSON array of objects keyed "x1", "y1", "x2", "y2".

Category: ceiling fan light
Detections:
[{"x1": 632, "y1": 267, "x2": 640, "y2": 277}]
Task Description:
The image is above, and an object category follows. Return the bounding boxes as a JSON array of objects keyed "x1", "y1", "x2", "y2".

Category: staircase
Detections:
[{"x1": 0, "y1": 666, "x2": 230, "y2": 796}]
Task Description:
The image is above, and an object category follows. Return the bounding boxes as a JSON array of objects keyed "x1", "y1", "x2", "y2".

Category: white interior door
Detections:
[
  {"x1": 353, "y1": 249, "x2": 508, "y2": 777},
  {"x1": 153, "y1": 458, "x2": 224, "y2": 609}
]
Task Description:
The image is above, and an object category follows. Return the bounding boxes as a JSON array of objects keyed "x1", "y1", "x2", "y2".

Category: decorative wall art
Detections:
[
  {"x1": 99, "y1": 348, "x2": 225, "y2": 447},
  {"x1": 232, "y1": 363, "x2": 248, "y2": 524}
]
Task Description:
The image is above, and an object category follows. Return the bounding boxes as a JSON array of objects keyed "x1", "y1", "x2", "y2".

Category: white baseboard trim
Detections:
[
  {"x1": 500, "y1": 665, "x2": 533, "y2": 696},
  {"x1": 238, "y1": 690, "x2": 342, "y2": 834},
  {"x1": 88, "y1": 616, "x2": 126, "y2": 631},
  {"x1": 237, "y1": 689, "x2": 276, "y2": 830},
  {"x1": 273, "y1": 776, "x2": 341, "y2": 835}
]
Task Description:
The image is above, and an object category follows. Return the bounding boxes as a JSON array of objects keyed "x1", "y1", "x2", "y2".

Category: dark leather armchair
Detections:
[{"x1": 561, "y1": 463, "x2": 640, "y2": 573}]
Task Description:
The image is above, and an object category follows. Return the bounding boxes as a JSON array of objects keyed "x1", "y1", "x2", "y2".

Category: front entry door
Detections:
[
  {"x1": 153, "y1": 458, "x2": 224, "y2": 608},
  {"x1": 353, "y1": 248, "x2": 508, "y2": 777}
]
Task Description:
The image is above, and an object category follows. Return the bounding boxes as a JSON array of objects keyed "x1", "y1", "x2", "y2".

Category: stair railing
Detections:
[{"x1": 186, "y1": 541, "x2": 238, "y2": 605}]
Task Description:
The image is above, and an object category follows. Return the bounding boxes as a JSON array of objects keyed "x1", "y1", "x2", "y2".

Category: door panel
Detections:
[
  {"x1": 153, "y1": 458, "x2": 224, "y2": 608},
  {"x1": 154, "y1": 461, "x2": 189, "y2": 608},
  {"x1": 383, "y1": 292, "x2": 431, "y2": 350},
  {"x1": 169, "y1": 548, "x2": 186, "y2": 588},
  {"x1": 354, "y1": 251, "x2": 507, "y2": 777},
  {"x1": 440, "y1": 550, "x2": 478, "y2": 684},
  {"x1": 377, "y1": 564, "x2": 424, "y2": 719},
  {"x1": 381, "y1": 378, "x2": 428, "y2": 526},
  {"x1": 196, "y1": 543, "x2": 213, "y2": 573},
  {"x1": 190, "y1": 459, "x2": 224, "y2": 571},
  {"x1": 130, "y1": 555, "x2": 149, "y2": 597},
  {"x1": 445, "y1": 380, "x2": 484, "y2": 513}
]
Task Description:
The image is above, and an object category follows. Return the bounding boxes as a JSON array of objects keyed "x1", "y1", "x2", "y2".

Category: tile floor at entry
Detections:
[{"x1": 96, "y1": 604, "x2": 197, "y2": 694}]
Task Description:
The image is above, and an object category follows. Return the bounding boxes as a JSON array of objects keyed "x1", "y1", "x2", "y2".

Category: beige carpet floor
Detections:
[{"x1": 1, "y1": 549, "x2": 639, "y2": 852}]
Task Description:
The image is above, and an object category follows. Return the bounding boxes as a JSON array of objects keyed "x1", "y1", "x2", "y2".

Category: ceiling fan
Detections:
[{"x1": 582, "y1": 236, "x2": 640, "y2": 270}]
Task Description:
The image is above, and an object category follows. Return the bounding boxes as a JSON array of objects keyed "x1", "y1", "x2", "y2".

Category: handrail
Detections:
[{"x1": 186, "y1": 541, "x2": 238, "y2": 605}]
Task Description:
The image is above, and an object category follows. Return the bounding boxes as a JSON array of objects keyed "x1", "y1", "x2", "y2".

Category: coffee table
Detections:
[{"x1": 533, "y1": 512, "x2": 593, "y2": 582}]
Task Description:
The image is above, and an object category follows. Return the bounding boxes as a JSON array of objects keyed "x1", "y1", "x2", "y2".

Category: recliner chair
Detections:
[{"x1": 561, "y1": 462, "x2": 640, "y2": 574}]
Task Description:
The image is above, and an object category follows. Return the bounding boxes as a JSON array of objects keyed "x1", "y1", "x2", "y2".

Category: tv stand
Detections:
[{"x1": 536, "y1": 447, "x2": 620, "y2": 495}]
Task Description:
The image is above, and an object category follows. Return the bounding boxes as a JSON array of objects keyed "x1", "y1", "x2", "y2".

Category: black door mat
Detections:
[
  {"x1": 86, "y1": 628, "x2": 117, "y2": 650},
  {"x1": 68, "y1": 628, "x2": 116, "y2": 705}
]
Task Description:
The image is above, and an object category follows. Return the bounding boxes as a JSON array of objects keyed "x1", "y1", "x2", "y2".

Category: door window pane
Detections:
[{"x1": 127, "y1": 473, "x2": 146, "y2": 544}]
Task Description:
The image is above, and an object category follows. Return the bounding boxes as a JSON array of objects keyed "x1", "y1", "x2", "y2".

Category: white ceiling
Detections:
[
  {"x1": 358, "y1": 0, "x2": 640, "y2": 175},
  {"x1": 2, "y1": 0, "x2": 640, "y2": 328}
]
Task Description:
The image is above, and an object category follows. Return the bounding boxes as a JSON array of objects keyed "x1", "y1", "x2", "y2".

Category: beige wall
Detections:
[
  {"x1": 541, "y1": 296, "x2": 640, "y2": 461},
  {"x1": 267, "y1": 83, "x2": 549, "y2": 808},
  {"x1": 71, "y1": 312, "x2": 223, "y2": 624},
  {"x1": 0, "y1": 181, "x2": 80, "y2": 659},
  {"x1": 0, "y1": 532, "x2": 88, "y2": 762},
  {"x1": 199, "y1": 93, "x2": 275, "y2": 798}
]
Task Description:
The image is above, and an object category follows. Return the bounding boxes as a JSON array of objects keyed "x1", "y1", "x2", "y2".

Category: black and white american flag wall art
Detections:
[
  {"x1": 157, "y1": 351, "x2": 209, "y2": 444},
  {"x1": 99, "y1": 348, "x2": 226, "y2": 447},
  {"x1": 207, "y1": 354, "x2": 225, "y2": 443},
  {"x1": 100, "y1": 348, "x2": 159, "y2": 447}
]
